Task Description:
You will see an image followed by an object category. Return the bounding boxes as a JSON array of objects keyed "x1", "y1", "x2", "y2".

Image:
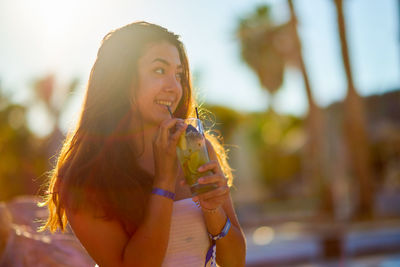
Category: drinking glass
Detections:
[{"x1": 176, "y1": 118, "x2": 217, "y2": 196}]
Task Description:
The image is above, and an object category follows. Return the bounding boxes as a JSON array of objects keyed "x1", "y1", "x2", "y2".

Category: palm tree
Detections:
[
  {"x1": 286, "y1": 0, "x2": 332, "y2": 215},
  {"x1": 236, "y1": 6, "x2": 285, "y2": 97},
  {"x1": 32, "y1": 75, "x2": 79, "y2": 165},
  {"x1": 333, "y1": 0, "x2": 373, "y2": 218},
  {"x1": 237, "y1": 3, "x2": 332, "y2": 216}
]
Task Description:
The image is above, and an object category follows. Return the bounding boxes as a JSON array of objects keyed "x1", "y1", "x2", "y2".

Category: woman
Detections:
[{"x1": 40, "y1": 21, "x2": 246, "y2": 267}]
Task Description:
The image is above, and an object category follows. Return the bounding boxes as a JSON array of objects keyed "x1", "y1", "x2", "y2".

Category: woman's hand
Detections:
[
  {"x1": 153, "y1": 118, "x2": 187, "y2": 189},
  {"x1": 192, "y1": 141, "x2": 230, "y2": 212}
]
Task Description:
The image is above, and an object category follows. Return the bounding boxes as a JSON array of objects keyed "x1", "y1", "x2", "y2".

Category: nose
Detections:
[{"x1": 164, "y1": 74, "x2": 182, "y2": 93}]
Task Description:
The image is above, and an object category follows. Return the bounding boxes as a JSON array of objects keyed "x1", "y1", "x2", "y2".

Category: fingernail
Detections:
[
  {"x1": 198, "y1": 178, "x2": 204, "y2": 183},
  {"x1": 198, "y1": 166, "x2": 203, "y2": 171}
]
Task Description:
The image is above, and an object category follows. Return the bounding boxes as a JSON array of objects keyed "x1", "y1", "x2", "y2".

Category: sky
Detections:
[{"x1": 0, "y1": 0, "x2": 399, "y2": 136}]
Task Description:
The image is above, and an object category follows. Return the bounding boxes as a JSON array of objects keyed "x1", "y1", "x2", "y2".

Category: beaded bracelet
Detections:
[
  {"x1": 151, "y1": 188, "x2": 175, "y2": 200},
  {"x1": 204, "y1": 217, "x2": 231, "y2": 267}
]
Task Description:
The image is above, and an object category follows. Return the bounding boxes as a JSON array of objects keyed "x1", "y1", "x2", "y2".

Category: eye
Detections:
[{"x1": 154, "y1": 67, "x2": 165, "y2": 74}]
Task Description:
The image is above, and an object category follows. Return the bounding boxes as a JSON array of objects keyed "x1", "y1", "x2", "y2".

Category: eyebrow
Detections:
[{"x1": 152, "y1": 58, "x2": 182, "y2": 69}]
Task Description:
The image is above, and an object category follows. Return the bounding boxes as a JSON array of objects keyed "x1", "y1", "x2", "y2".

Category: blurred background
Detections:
[{"x1": 1, "y1": 0, "x2": 400, "y2": 266}]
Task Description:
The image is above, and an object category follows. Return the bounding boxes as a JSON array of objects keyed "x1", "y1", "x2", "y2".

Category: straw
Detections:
[
  {"x1": 195, "y1": 107, "x2": 204, "y2": 135},
  {"x1": 167, "y1": 106, "x2": 173, "y2": 117}
]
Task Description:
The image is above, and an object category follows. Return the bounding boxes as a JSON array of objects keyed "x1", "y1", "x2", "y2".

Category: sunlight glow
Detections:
[
  {"x1": 252, "y1": 226, "x2": 275, "y2": 246},
  {"x1": 1, "y1": 0, "x2": 398, "y2": 137}
]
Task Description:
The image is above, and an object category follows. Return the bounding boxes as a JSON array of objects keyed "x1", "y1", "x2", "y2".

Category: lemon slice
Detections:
[
  {"x1": 188, "y1": 151, "x2": 200, "y2": 174},
  {"x1": 178, "y1": 134, "x2": 187, "y2": 150}
]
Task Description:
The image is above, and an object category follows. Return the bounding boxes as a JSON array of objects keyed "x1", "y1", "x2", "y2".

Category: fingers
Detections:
[
  {"x1": 198, "y1": 160, "x2": 220, "y2": 174},
  {"x1": 194, "y1": 185, "x2": 230, "y2": 201},
  {"x1": 169, "y1": 122, "x2": 187, "y2": 146},
  {"x1": 156, "y1": 118, "x2": 184, "y2": 145},
  {"x1": 159, "y1": 119, "x2": 176, "y2": 144},
  {"x1": 198, "y1": 174, "x2": 227, "y2": 187},
  {"x1": 160, "y1": 118, "x2": 182, "y2": 130}
]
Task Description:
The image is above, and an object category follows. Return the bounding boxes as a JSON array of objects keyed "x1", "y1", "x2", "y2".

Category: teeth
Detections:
[{"x1": 156, "y1": 100, "x2": 172, "y2": 106}]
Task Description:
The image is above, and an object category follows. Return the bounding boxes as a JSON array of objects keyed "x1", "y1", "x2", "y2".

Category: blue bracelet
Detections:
[
  {"x1": 151, "y1": 188, "x2": 175, "y2": 200},
  {"x1": 205, "y1": 217, "x2": 231, "y2": 267}
]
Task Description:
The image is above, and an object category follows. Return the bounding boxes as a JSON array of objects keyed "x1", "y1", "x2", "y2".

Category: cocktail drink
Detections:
[{"x1": 176, "y1": 118, "x2": 217, "y2": 196}]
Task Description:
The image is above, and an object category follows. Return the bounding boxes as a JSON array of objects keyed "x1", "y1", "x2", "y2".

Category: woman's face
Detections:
[{"x1": 133, "y1": 41, "x2": 184, "y2": 126}]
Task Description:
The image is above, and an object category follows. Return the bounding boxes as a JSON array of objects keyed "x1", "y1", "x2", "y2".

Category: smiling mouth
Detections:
[{"x1": 155, "y1": 100, "x2": 173, "y2": 107}]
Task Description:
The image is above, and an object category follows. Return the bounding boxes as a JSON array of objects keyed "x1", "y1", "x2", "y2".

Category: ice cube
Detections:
[{"x1": 186, "y1": 124, "x2": 198, "y2": 134}]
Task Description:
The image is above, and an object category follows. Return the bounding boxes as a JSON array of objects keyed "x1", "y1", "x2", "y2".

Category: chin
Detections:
[{"x1": 150, "y1": 113, "x2": 171, "y2": 126}]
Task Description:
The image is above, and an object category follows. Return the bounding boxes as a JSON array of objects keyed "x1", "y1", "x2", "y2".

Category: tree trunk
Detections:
[
  {"x1": 333, "y1": 0, "x2": 374, "y2": 218},
  {"x1": 288, "y1": 0, "x2": 333, "y2": 217}
]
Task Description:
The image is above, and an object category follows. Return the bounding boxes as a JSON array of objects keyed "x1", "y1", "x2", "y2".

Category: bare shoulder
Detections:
[{"x1": 65, "y1": 206, "x2": 130, "y2": 267}]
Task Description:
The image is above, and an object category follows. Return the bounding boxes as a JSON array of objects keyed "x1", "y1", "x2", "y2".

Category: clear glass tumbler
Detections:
[{"x1": 176, "y1": 118, "x2": 218, "y2": 195}]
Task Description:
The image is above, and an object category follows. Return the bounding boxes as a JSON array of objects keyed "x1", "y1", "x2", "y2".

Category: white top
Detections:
[
  {"x1": 94, "y1": 198, "x2": 211, "y2": 267},
  {"x1": 162, "y1": 198, "x2": 211, "y2": 267}
]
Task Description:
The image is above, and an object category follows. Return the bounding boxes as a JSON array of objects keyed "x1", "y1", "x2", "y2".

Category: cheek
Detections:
[
  {"x1": 136, "y1": 77, "x2": 158, "y2": 103},
  {"x1": 137, "y1": 92, "x2": 155, "y2": 109}
]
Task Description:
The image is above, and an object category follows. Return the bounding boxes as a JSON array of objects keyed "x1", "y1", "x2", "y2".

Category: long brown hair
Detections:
[{"x1": 39, "y1": 21, "x2": 233, "y2": 233}]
